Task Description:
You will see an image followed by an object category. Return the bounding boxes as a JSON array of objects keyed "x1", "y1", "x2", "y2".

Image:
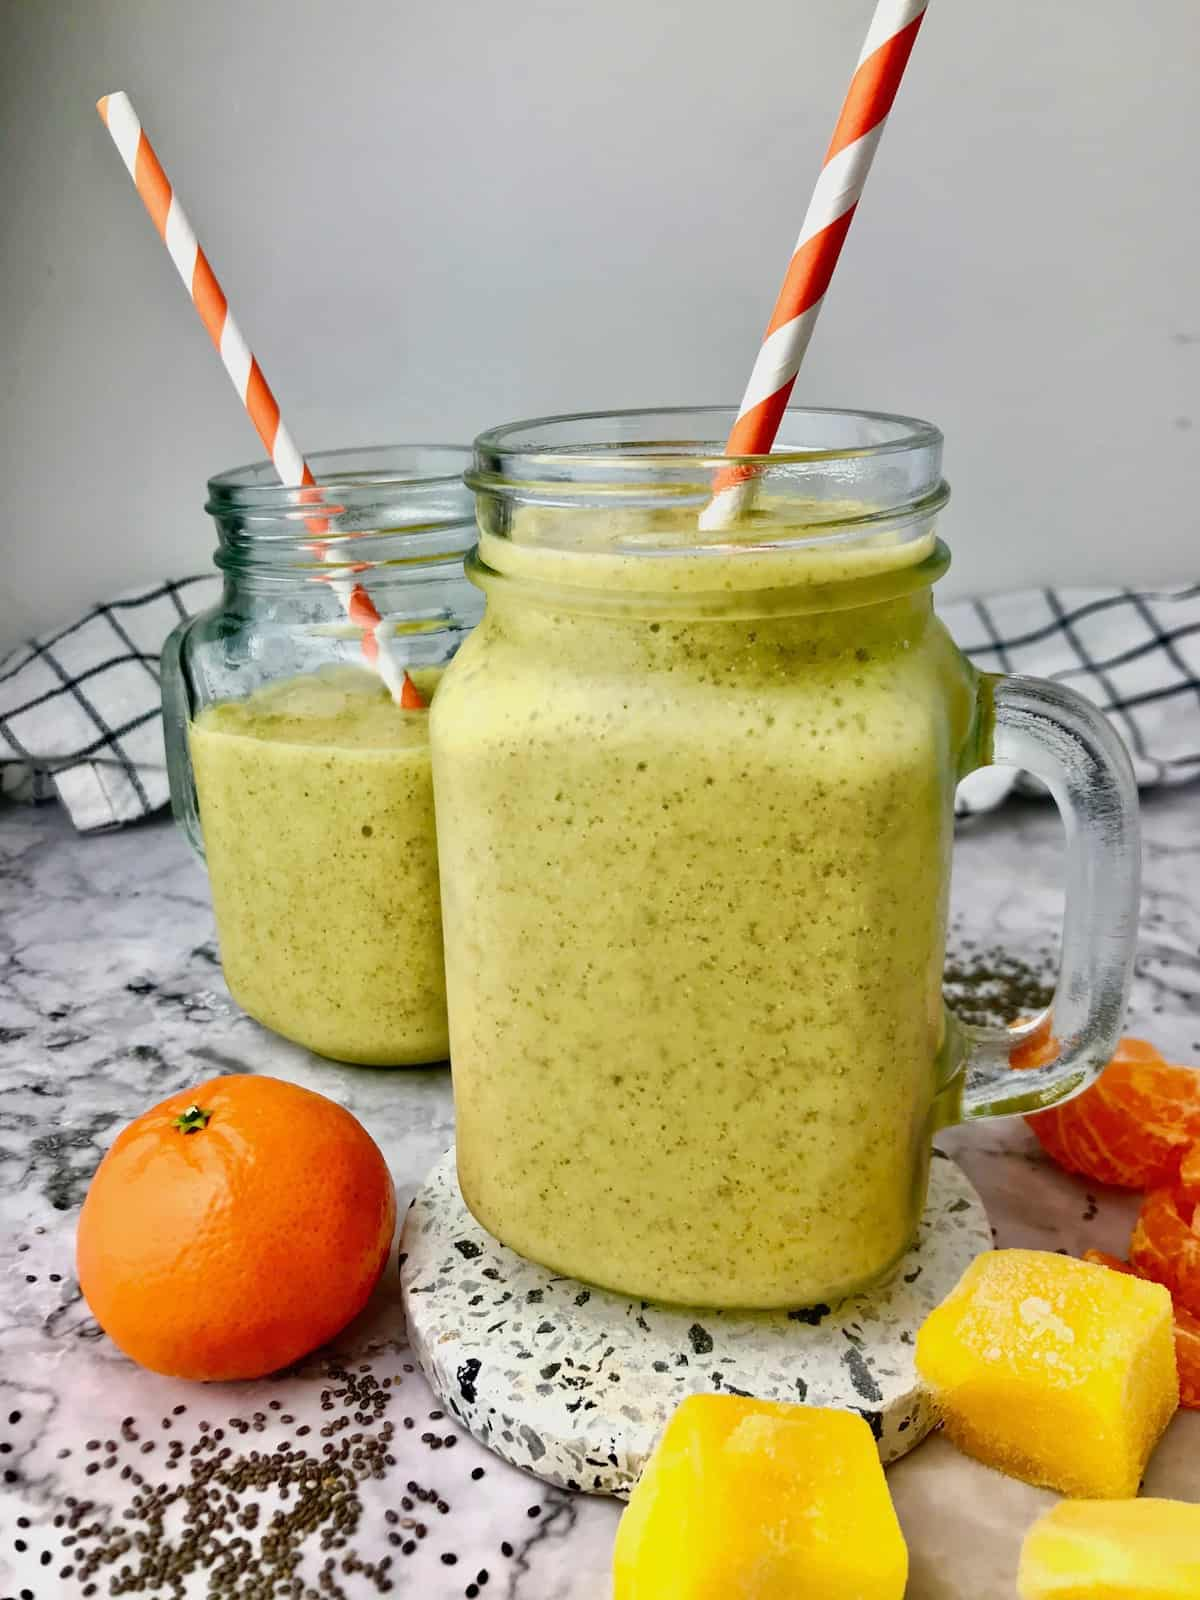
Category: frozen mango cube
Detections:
[
  {"x1": 1018, "y1": 1498, "x2": 1200, "y2": 1599},
  {"x1": 613, "y1": 1394, "x2": 907, "y2": 1600},
  {"x1": 915, "y1": 1249, "x2": 1178, "y2": 1498}
]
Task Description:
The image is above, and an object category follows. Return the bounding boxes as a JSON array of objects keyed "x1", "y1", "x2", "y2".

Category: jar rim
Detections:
[
  {"x1": 468, "y1": 405, "x2": 948, "y2": 573},
  {"x1": 205, "y1": 443, "x2": 477, "y2": 577},
  {"x1": 207, "y1": 443, "x2": 473, "y2": 510},
  {"x1": 471, "y1": 405, "x2": 943, "y2": 474}
]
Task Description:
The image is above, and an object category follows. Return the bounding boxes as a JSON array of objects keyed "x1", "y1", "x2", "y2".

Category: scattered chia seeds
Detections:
[
  {"x1": 943, "y1": 940, "x2": 1055, "y2": 1028},
  {"x1": 31, "y1": 1357, "x2": 524, "y2": 1597}
]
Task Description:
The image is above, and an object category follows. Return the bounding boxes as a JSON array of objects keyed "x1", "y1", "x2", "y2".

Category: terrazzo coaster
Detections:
[{"x1": 400, "y1": 1148, "x2": 991, "y2": 1498}]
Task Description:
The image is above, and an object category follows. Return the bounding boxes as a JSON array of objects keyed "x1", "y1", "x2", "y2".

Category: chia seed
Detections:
[
  {"x1": 51, "y1": 1358, "x2": 421, "y2": 1596},
  {"x1": 943, "y1": 942, "x2": 1055, "y2": 1028}
]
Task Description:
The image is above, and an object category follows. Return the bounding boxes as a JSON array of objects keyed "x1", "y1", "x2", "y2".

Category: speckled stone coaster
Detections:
[{"x1": 400, "y1": 1148, "x2": 990, "y2": 1497}]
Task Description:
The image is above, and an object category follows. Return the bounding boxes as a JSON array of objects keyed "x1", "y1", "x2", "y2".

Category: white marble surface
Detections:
[{"x1": 0, "y1": 787, "x2": 1198, "y2": 1599}]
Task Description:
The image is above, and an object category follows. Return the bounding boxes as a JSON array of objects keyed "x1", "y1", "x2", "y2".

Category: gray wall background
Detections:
[{"x1": 2, "y1": 0, "x2": 1197, "y2": 654}]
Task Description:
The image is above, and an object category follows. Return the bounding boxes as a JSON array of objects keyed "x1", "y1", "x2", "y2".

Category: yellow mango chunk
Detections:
[
  {"x1": 1018, "y1": 1499, "x2": 1200, "y2": 1599},
  {"x1": 915, "y1": 1249, "x2": 1178, "y2": 1498},
  {"x1": 613, "y1": 1394, "x2": 907, "y2": 1600}
]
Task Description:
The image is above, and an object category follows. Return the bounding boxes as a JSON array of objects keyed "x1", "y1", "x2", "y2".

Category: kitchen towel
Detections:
[
  {"x1": 0, "y1": 576, "x2": 220, "y2": 831},
  {"x1": 943, "y1": 585, "x2": 1200, "y2": 813},
  {"x1": 0, "y1": 576, "x2": 1197, "y2": 832}
]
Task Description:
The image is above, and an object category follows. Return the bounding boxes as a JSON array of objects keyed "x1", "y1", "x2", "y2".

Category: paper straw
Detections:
[
  {"x1": 700, "y1": 0, "x2": 929, "y2": 529},
  {"x1": 96, "y1": 91, "x2": 424, "y2": 708}
]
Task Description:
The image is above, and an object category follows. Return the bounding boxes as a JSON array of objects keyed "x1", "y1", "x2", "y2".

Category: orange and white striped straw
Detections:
[
  {"x1": 96, "y1": 91, "x2": 424, "y2": 708},
  {"x1": 700, "y1": 0, "x2": 929, "y2": 528}
]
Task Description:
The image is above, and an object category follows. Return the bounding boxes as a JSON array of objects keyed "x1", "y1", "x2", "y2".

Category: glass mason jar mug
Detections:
[
  {"x1": 163, "y1": 445, "x2": 481, "y2": 1066},
  {"x1": 431, "y1": 408, "x2": 1141, "y2": 1310}
]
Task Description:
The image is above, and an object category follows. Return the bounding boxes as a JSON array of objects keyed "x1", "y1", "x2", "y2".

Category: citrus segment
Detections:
[
  {"x1": 1081, "y1": 1249, "x2": 1139, "y2": 1276},
  {"x1": 1008, "y1": 1013, "x2": 1060, "y2": 1072},
  {"x1": 1025, "y1": 1039, "x2": 1200, "y2": 1189},
  {"x1": 1174, "y1": 1305, "x2": 1200, "y2": 1410},
  {"x1": 1178, "y1": 1142, "x2": 1200, "y2": 1201},
  {"x1": 1130, "y1": 1187, "x2": 1200, "y2": 1318}
]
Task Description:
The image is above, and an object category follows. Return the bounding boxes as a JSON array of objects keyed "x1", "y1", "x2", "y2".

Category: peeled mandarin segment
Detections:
[
  {"x1": 1028, "y1": 1049, "x2": 1198, "y2": 1190},
  {"x1": 1017, "y1": 1498, "x2": 1200, "y2": 1600},
  {"x1": 1172, "y1": 1304, "x2": 1200, "y2": 1409},
  {"x1": 1025, "y1": 1040, "x2": 1200, "y2": 1190},
  {"x1": 1010, "y1": 1034, "x2": 1062, "y2": 1071},
  {"x1": 1009, "y1": 1014, "x2": 1061, "y2": 1071},
  {"x1": 1113, "y1": 1038, "x2": 1170, "y2": 1066},
  {"x1": 1131, "y1": 1189, "x2": 1200, "y2": 1316},
  {"x1": 1081, "y1": 1250, "x2": 1140, "y2": 1276},
  {"x1": 914, "y1": 1249, "x2": 1179, "y2": 1498},
  {"x1": 1179, "y1": 1143, "x2": 1200, "y2": 1201},
  {"x1": 612, "y1": 1395, "x2": 907, "y2": 1600}
]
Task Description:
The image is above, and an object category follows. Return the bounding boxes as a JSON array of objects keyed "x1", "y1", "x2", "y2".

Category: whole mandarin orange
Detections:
[{"x1": 76, "y1": 1074, "x2": 395, "y2": 1380}]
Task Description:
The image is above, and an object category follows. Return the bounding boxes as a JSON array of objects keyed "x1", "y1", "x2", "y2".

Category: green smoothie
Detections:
[
  {"x1": 431, "y1": 518, "x2": 979, "y2": 1307},
  {"x1": 191, "y1": 666, "x2": 447, "y2": 1065}
]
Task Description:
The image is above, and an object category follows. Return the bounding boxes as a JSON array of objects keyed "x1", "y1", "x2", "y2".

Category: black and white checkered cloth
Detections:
[
  {"x1": 0, "y1": 576, "x2": 220, "y2": 830},
  {"x1": 943, "y1": 584, "x2": 1200, "y2": 812},
  {"x1": 0, "y1": 576, "x2": 1197, "y2": 831}
]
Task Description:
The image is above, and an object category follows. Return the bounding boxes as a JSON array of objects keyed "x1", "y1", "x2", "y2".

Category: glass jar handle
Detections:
[
  {"x1": 161, "y1": 616, "x2": 205, "y2": 860},
  {"x1": 952, "y1": 674, "x2": 1141, "y2": 1120}
]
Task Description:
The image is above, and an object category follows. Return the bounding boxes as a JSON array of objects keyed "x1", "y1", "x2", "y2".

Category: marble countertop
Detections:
[{"x1": 1, "y1": 788, "x2": 1198, "y2": 1599}]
